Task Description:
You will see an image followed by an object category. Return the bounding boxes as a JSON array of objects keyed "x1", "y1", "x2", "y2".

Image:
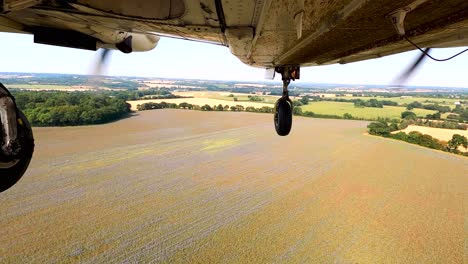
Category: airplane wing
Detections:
[{"x1": 1, "y1": 0, "x2": 468, "y2": 68}]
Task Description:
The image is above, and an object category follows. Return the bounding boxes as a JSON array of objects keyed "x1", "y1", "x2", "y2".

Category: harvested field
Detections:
[
  {"x1": 398, "y1": 125, "x2": 468, "y2": 142},
  {"x1": 0, "y1": 110, "x2": 466, "y2": 263}
]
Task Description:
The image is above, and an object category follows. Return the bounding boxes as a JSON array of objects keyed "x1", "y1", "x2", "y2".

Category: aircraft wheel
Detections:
[
  {"x1": 274, "y1": 99, "x2": 292, "y2": 136},
  {"x1": 0, "y1": 110, "x2": 34, "y2": 192}
]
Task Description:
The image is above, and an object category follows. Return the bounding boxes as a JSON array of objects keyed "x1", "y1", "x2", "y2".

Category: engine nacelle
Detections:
[
  {"x1": 33, "y1": 27, "x2": 159, "y2": 53},
  {"x1": 100, "y1": 32, "x2": 160, "y2": 53},
  {"x1": 130, "y1": 33, "x2": 160, "y2": 52}
]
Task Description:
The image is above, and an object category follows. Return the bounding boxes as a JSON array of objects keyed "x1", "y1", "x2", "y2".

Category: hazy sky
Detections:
[{"x1": 0, "y1": 32, "x2": 467, "y2": 88}]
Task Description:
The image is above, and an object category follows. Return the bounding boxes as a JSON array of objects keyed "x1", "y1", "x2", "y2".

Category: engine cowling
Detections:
[
  {"x1": 99, "y1": 31, "x2": 160, "y2": 52},
  {"x1": 33, "y1": 26, "x2": 159, "y2": 53}
]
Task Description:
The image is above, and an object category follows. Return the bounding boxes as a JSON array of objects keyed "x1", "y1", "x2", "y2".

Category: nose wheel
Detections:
[
  {"x1": 274, "y1": 97, "x2": 293, "y2": 136},
  {"x1": 273, "y1": 65, "x2": 300, "y2": 136},
  {"x1": 0, "y1": 83, "x2": 34, "y2": 192}
]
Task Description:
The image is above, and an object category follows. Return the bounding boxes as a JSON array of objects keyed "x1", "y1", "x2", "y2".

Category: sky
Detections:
[{"x1": 0, "y1": 32, "x2": 467, "y2": 88}]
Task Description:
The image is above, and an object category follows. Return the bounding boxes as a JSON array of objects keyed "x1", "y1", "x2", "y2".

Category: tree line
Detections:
[
  {"x1": 406, "y1": 101, "x2": 451, "y2": 113},
  {"x1": 12, "y1": 91, "x2": 130, "y2": 126},
  {"x1": 406, "y1": 101, "x2": 468, "y2": 123},
  {"x1": 107, "y1": 89, "x2": 185, "y2": 101},
  {"x1": 136, "y1": 101, "x2": 368, "y2": 122},
  {"x1": 137, "y1": 101, "x2": 276, "y2": 113},
  {"x1": 367, "y1": 119, "x2": 468, "y2": 156},
  {"x1": 400, "y1": 110, "x2": 467, "y2": 130}
]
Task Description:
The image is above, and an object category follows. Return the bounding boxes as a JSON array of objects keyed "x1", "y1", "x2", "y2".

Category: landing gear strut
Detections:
[
  {"x1": 274, "y1": 65, "x2": 300, "y2": 136},
  {"x1": 0, "y1": 83, "x2": 34, "y2": 192}
]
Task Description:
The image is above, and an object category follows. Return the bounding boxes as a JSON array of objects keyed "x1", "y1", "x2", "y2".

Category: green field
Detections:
[
  {"x1": 300, "y1": 101, "x2": 437, "y2": 120},
  {"x1": 335, "y1": 96, "x2": 460, "y2": 106},
  {"x1": 207, "y1": 94, "x2": 278, "y2": 104}
]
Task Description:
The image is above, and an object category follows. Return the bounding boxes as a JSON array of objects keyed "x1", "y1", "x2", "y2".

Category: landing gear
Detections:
[
  {"x1": 274, "y1": 65, "x2": 300, "y2": 136},
  {"x1": 0, "y1": 83, "x2": 34, "y2": 192}
]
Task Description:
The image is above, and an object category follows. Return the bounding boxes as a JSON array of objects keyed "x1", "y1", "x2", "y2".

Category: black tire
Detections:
[
  {"x1": 0, "y1": 111, "x2": 34, "y2": 192},
  {"x1": 274, "y1": 99, "x2": 292, "y2": 136}
]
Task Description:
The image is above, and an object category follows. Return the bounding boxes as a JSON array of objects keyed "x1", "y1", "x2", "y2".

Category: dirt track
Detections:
[{"x1": 0, "y1": 110, "x2": 466, "y2": 263}]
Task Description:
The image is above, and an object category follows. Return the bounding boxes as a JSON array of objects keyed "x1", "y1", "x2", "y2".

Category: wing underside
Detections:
[{"x1": 1, "y1": 0, "x2": 468, "y2": 68}]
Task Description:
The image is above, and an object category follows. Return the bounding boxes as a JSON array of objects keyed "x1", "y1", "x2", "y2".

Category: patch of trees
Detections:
[
  {"x1": 391, "y1": 131, "x2": 446, "y2": 151},
  {"x1": 414, "y1": 120, "x2": 467, "y2": 130},
  {"x1": 425, "y1": 112, "x2": 441, "y2": 120},
  {"x1": 248, "y1": 95, "x2": 263, "y2": 102},
  {"x1": 450, "y1": 105, "x2": 468, "y2": 123},
  {"x1": 354, "y1": 99, "x2": 383, "y2": 108},
  {"x1": 406, "y1": 101, "x2": 451, "y2": 113},
  {"x1": 447, "y1": 134, "x2": 468, "y2": 153},
  {"x1": 400, "y1": 110, "x2": 467, "y2": 129},
  {"x1": 12, "y1": 91, "x2": 130, "y2": 126},
  {"x1": 367, "y1": 120, "x2": 468, "y2": 156},
  {"x1": 300, "y1": 96, "x2": 310, "y2": 105},
  {"x1": 367, "y1": 120, "x2": 399, "y2": 136},
  {"x1": 401, "y1": 111, "x2": 417, "y2": 120}
]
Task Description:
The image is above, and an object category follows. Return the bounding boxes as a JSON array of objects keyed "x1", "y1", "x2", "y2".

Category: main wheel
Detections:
[
  {"x1": 274, "y1": 99, "x2": 292, "y2": 136},
  {"x1": 0, "y1": 110, "x2": 34, "y2": 192}
]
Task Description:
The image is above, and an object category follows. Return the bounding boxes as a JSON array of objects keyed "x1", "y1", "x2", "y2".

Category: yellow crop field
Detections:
[
  {"x1": 398, "y1": 125, "x2": 468, "y2": 142},
  {"x1": 127, "y1": 98, "x2": 270, "y2": 111},
  {"x1": 0, "y1": 110, "x2": 465, "y2": 263}
]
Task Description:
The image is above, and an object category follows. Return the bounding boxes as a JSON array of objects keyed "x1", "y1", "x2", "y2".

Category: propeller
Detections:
[
  {"x1": 93, "y1": 36, "x2": 133, "y2": 75},
  {"x1": 393, "y1": 48, "x2": 431, "y2": 85},
  {"x1": 94, "y1": 48, "x2": 112, "y2": 75}
]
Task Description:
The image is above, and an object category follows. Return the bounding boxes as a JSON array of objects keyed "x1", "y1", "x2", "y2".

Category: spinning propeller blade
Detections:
[
  {"x1": 93, "y1": 48, "x2": 112, "y2": 75},
  {"x1": 394, "y1": 48, "x2": 431, "y2": 85}
]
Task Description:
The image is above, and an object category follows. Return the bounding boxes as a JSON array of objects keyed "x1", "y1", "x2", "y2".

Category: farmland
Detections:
[
  {"x1": 127, "y1": 97, "x2": 269, "y2": 111},
  {"x1": 0, "y1": 110, "x2": 465, "y2": 263},
  {"x1": 6, "y1": 84, "x2": 93, "y2": 91},
  {"x1": 335, "y1": 95, "x2": 460, "y2": 106},
  {"x1": 130, "y1": 91, "x2": 440, "y2": 120},
  {"x1": 299, "y1": 101, "x2": 437, "y2": 120},
  {"x1": 398, "y1": 125, "x2": 468, "y2": 142}
]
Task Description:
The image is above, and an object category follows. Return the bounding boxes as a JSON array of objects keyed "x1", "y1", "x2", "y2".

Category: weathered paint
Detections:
[{"x1": 1, "y1": 0, "x2": 468, "y2": 68}]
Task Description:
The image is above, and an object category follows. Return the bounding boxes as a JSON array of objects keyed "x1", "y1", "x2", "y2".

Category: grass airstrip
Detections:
[{"x1": 0, "y1": 110, "x2": 465, "y2": 263}]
